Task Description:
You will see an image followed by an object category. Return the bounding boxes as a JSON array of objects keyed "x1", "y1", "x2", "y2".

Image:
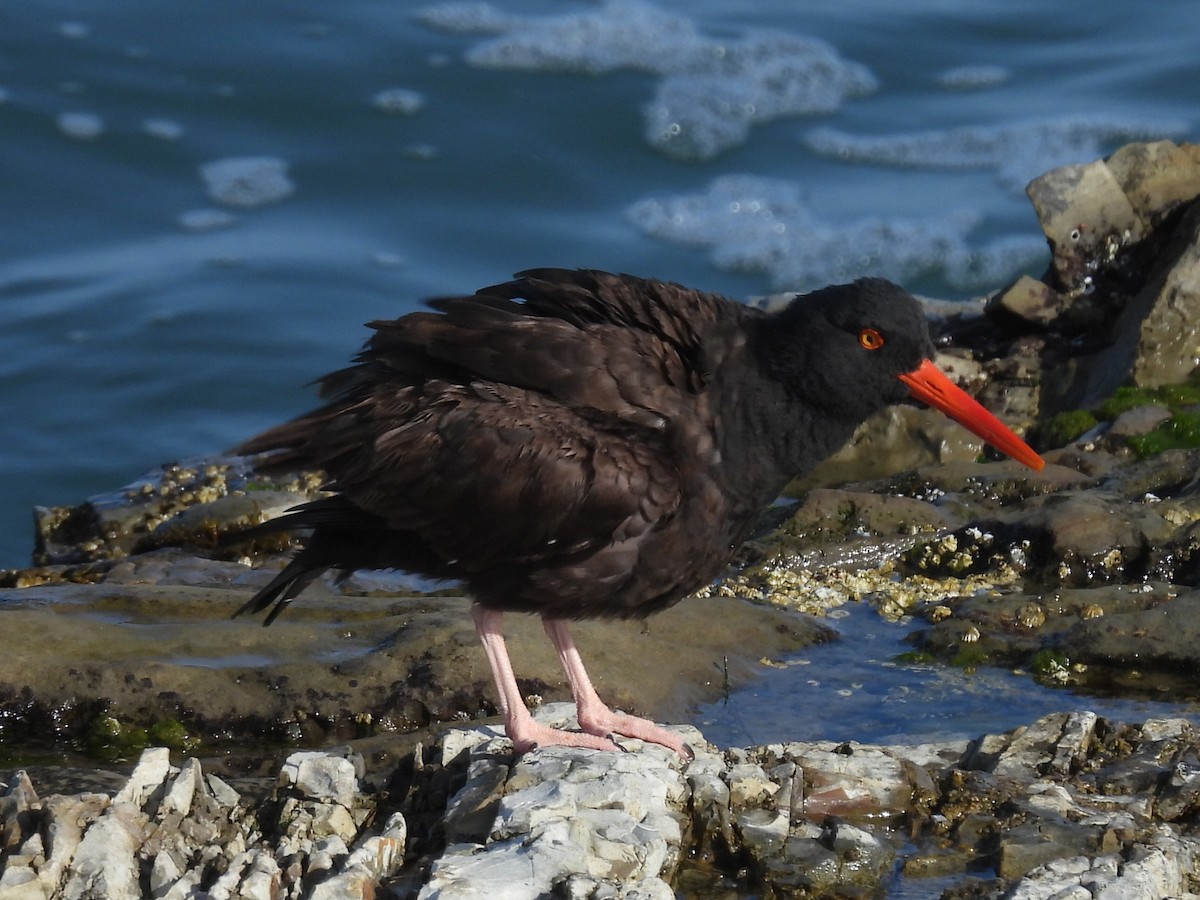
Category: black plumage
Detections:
[{"x1": 232, "y1": 268, "x2": 1040, "y2": 754}]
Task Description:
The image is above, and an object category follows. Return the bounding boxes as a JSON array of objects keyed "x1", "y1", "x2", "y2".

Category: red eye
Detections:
[{"x1": 858, "y1": 327, "x2": 884, "y2": 351}]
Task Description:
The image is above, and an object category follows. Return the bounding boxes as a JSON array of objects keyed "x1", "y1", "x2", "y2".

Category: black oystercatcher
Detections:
[{"x1": 232, "y1": 269, "x2": 1042, "y2": 755}]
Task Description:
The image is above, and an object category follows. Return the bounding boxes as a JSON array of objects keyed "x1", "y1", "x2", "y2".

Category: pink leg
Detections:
[
  {"x1": 542, "y1": 616, "x2": 692, "y2": 757},
  {"x1": 471, "y1": 605, "x2": 617, "y2": 753}
]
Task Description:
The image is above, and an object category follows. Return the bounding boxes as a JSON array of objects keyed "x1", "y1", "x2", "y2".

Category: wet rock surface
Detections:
[
  {"x1": 0, "y1": 553, "x2": 819, "y2": 763},
  {"x1": 3, "y1": 140, "x2": 1200, "y2": 896}
]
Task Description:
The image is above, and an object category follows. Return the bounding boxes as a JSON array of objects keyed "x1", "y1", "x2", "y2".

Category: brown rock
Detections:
[
  {"x1": 988, "y1": 274, "x2": 1072, "y2": 328},
  {"x1": 1026, "y1": 158, "x2": 1142, "y2": 294}
]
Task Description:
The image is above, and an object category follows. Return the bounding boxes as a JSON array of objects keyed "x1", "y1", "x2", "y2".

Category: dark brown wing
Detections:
[
  {"x1": 236, "y1": 270, "x2": 747, "y2": 459},
  {"x1": 233, "y1": 270, "x2": 749, "y2": 585},
  {"x1": 311, "y1": 379, "x2": 683, "y2": 576}
]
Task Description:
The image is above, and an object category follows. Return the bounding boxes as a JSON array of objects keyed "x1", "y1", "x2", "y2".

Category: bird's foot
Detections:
[
  {"x1": 576, "y1": 706, "x2": 693, "y2": 759},
  {"x1": 506, "y1": 718, "x2": 621, "y2": 755}
]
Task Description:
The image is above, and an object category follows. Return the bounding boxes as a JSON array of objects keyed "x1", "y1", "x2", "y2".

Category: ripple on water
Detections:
[{"x1": 802, "y1": 115, "x2": 1189, "y2": 192}]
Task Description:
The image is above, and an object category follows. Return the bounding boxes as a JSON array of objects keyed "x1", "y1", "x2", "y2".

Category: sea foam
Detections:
[
  {"x1": 417, "y1": 0, "x2": 875, "y2": 160},
  {"x1": 627, "y1": 174, "x2": 1047, "y2": 293}
]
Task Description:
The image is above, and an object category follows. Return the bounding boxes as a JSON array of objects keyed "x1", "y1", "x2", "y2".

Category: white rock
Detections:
[
  {"x1": 311, "y1": 801, "x2": 359, "y2": 842},
  {"x1": 37, "y1": 794, "x2": 107, "y2": 896},
  {"x1": 205, "y1": 773, "x2": 241, "y2": 807},
  {"x1": 784, "y1": 743, "x2": 909, "y2": 816},
  {"x1": 61, "y1": 803, "x2": 146, "y2": 900},
  {"x1": 1141, "y1": 717, "x2": 1192, "y2": 743},
  {"x1": 157, "y1": 870, "x2": 203, "y2": 900},
  {"x1": 307, "y1": 835, "x2": 350, "y2": 877},
  {"x1": 421, "y1": 820, "x2": 589, "y2": 900},
  {"x1": 309, "y1": 814, "x2": 407, "y2": 900},
  {"x1": 440, "y1": 724, "x2": 505, "y2": 766},
  {"x1": 0, "y1": 864, "x2": 47, "y2": 900},
  {"x1": 492, "y1": 778, "x2": 575, "y2": 839},
  {"x1": 113, "y1": 746, "x2": 172, "y2": 808},
  {"x1": 159, "y1": 757, "x2": 201, "y2": 819},
  {"x1": 236, "y1": 851, "x2": 281, "y2": 900},
  {"x1": 726, "y1": 762, "x2": 776, "y2": 808},
  {"x1": 17, "y1": 831, "x2": 45, "y2": 867},
  {"x1": 149, "y1": 847, "x2": 185, "y2": 897},
  {"x1": 280, "y1": 750, "x2": 359, "y2": 806}
]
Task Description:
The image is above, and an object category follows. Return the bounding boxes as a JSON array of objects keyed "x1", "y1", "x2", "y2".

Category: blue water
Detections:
[
  {"x1": 1, "y1": 1, "x2": 1198, "y2": 748},
  {"x1": 695, "y1": 601, "x2": 1200, "y2": 748}
]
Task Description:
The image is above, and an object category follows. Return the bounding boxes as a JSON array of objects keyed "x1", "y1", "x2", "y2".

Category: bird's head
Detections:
[{"x1": 764, "y1": 278, "x2": 1044, "y2": 471}]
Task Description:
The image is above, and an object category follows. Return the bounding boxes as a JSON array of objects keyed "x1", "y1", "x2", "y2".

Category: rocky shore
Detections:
[
  {"x1": 4, "y1": 139, "x2": 1200, "y2": 897},
  {"x1": 6, "y1": 705, "x2": 1200, "y2": 899}
]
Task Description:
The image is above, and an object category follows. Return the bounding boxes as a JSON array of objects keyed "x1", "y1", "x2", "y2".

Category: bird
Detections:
[{"x1": 230, "y1": 268, "x2": 1043, "y2": 756}]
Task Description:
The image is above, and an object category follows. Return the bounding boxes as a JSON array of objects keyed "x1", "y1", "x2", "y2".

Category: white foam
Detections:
[
  {"x1": 646, "y1": 33, "x2": 877, "y2": 160},
  {"x1": 143, "y1": 118, "x2": 185, "y2": 141},
  {"x1": 370, "y1": 87, "x2": 426, "y2": 115},
  {"x1": 802, "y1": 116, "x2": 1187, "y2": 192},
  {"x1": 627, "y1": 174, "x2": 1046, "y2": 292},
  {"x1": 178, "y1": 208, "x2": 238, "y2": 231},
  {"x1": 935, "y1": 64, "x2": 1010, "y2": 90},
  {"x1": 416, "y1": 1, "x2": 514, "y2": 35},
  {"x1": 58, "y1": 21, "x2": 90, "y2": 40},
  {"x1": 416, "y1": 0, "x2": 875, "y2": 159},
  {"x1": 199, "y1": 156, "x2": 295, "y2": 209},
  {"x1": 57, "y1": 111, "x2": 105, "y2": 141}
]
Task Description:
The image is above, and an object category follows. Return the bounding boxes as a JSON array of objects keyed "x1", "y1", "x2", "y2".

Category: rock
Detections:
[
  {"x1": 1026, "y1": 156, "x2": 1144, "y2": 295},
  {"x1": 1107, "y1": 403, "x2": 1172, "y2": 437},
  {"x1": 1017, "y1": 142, "x2": 1200, "y2": 414},
  {"x1": 112, "y1": 747, "x2": 171, "y2": 809},
  {"x1": 9, "y1": 708, "x2": 1200, "y2": 898},
  {"x1": 307, "y1": 812, "x2": 407, "y2": 900},
  {"x1": 0, "y1": 749, "x2": 408, "y2": 900},
  {"x1": 0, "y1": 553, "x2": 815, "y2": 761},
  {"x1": 60, "y1": 802, "x2": 145, "y2": 900},
  {"x1": 1126, "y1": 198, "x2": 1200, "y2": 389},
  {"x1": 417, "y1": 705, "x2": 693, "y2": 899},
  {"x1": 1, "y1": 771, "x2": 37, "y2": 853},
  {"x1": 988, "y1": 274, "x2": 1073, "y2": 328},
  {"x1": 279, "y1": 750, "x2": 361, "y2": 808},
  {"x1": 991, "y1": 712, "x2": 1098, "y2": 781}
]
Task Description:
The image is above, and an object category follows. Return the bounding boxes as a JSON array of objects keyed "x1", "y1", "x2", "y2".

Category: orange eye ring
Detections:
[{"x1": 858, "y1": 327, "x2": 885, "y2": 351}]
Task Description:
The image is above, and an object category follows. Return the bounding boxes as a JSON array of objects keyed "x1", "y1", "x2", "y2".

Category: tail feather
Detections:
[
  {"x1": 228, "y1": 496, "x2": 366, "y2": 626},
  {"x1": 229, "y1": 495, "x2": 437, "y2": 626},
  {"x1": 233, "y1": 555, "x2": 327, "y2": 626}
]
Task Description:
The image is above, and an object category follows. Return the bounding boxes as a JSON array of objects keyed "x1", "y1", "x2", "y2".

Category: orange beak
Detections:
[{"x1": 898, "y1": 359, "x2": 1044, "y2": 471}]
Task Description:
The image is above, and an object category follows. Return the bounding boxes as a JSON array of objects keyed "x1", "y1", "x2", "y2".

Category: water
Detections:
[
  {"x1": 695, "y1": 601, "x2": 1200, "y2": 748},
  {"x1": 1, "y1": 1, "x2": 1198, "y2": 743}
]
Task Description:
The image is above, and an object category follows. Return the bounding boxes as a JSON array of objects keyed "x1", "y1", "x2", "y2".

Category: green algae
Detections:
[
  {"x1": 1031, "y1": 410, "x2": 1098, "y2": 450},
  {"x1": 1033, "y1": 374, "x2": 1200, "y2": 458},
  {"x1": 83, "y1": 713, "x2": 199, "y2": 762},
  {"x1": 949, "y1": 644, "x2": 991, "y2": 669},
  {"x1": 1098, "y1": 383, "x2": 1200, "y2": 420},
  {"x1": 1127, "y1": 412, "x2": 1200, "y2": 458}
]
